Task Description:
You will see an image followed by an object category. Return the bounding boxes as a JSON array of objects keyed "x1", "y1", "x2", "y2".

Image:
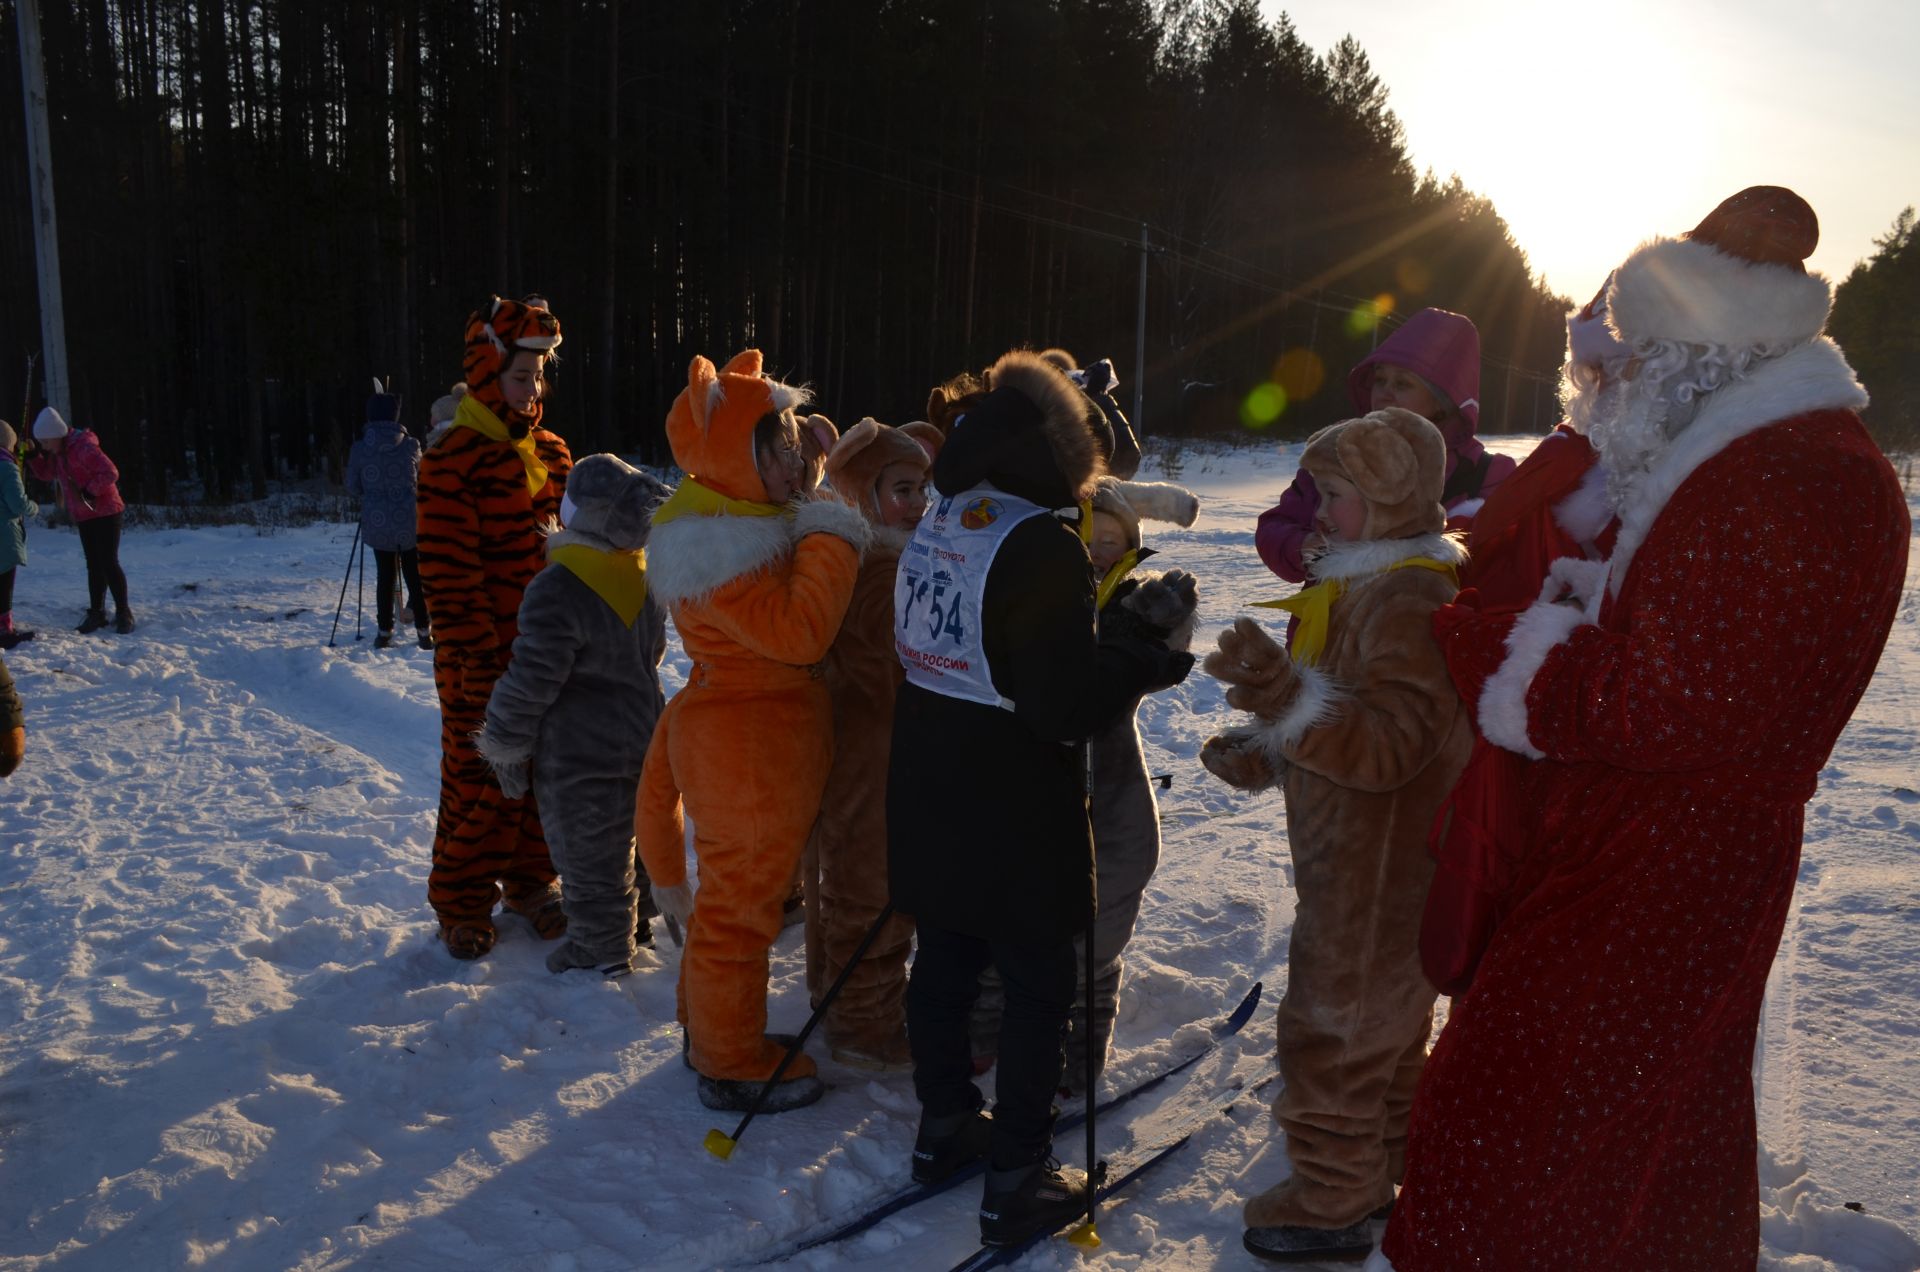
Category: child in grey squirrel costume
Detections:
[
  {"x1": 972, "y1": 476, "x2": 1201, "y2": 1089},
  {"x1": 478, "y1": 453, "x2": 672, "y2": 975}
]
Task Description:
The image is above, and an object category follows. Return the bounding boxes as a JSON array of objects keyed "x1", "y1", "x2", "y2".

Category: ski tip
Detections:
[
  {"x1": 1223, "y1": 981, "x2": 1263, "y2": 1033},
  {"x1": 704, "y1": 1129, "x2": 737, "y2": 1160},
  {"x1": 1067, "y1": 1222, "x2": 1101, "y2": 1249}
]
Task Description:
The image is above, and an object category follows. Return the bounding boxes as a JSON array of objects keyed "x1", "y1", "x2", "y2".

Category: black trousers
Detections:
[
  {"x1": 373, "y1": 547, "x2": 429, "y2": 633},
  {"x1": 907, "y1": 920, "x2": 1076, "y2": 1169},
  {"x1": 0, "y1": 566, "x2": 13, "y2": 616},
  {"x1": 77, "y1": 513, "x2": 128, "y2": 614}
]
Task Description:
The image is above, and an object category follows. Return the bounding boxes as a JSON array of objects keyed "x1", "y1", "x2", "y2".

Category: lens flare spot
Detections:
[
  {"x1": 1345, "y1": 294, "x2": 1396, "y2": 338},
  {"x1": 1241, "y1": 383, "x2": 1287, "y2": 430},
  {"x1": 1395, "y1": 258, "x2": 1432, "y2": 295},
  {"x1": 1272, "y1": 348, "x2": 1326, "y2": 401}
]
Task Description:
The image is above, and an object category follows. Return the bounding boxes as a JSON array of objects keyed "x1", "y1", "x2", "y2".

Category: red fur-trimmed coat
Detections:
[{"x1": 1384, "y1": 338, "x2": 1910, "y2": 1270}]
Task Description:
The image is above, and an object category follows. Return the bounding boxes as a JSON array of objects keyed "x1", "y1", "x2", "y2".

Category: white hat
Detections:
[{"x1": 32, "y1": 407, "x2": 70, "y2": 440}]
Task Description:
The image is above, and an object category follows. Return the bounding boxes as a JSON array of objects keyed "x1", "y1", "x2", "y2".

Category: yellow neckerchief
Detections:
[
  {"x1": 1095, "y1": 547, "x2": 1151, "y2": 611},
  {"x1": 549, "y1": 543, "x2": 649, "y2": 626},
  {"x1": 649, "y1": 475, "x2": 788, "y2": 526},
  {"x1": 453, "y1": 392, "x2": 549, "y2": 495},
  {"x1": 1253, "y1": 556, "x2": 1459, "y2": 667},
  {"x1": 1077, "y1": 496, "x2": 1095, "y2": 545}
]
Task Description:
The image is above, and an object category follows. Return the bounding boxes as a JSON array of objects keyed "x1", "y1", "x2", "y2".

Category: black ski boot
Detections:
[
  {"x1": 912, "y1": 1092, "x2": 993, "y2": 1184},
  {"x1": 374, "y1": 629, "x2": 394, "y2": 648},
  {"x1": 114, "y1": 608, "x2": 136, "y2": 634},
  {"x1": 0, "y1": 628, "x2": 32, "y2": 649},
  {"x1": 416, "y1": 629, "x2": 435, "y2": 650},
  {"x1": 696, "y1": 1070, "x2": 825, "y2": 1114},
  {"x1": 1242, "y1": 1219, "x2": 1375, "y2": 1263},
  {"x1": 76, "y1": 609, "x2": 108, "y2": 634},
  {"x1": 978, "y1": 1155, "x2": 1090, "y2": 1247}
]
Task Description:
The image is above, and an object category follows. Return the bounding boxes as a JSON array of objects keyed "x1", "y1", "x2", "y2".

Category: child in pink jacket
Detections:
[
  {"x1": 1256, "y1": 307, "x2": 1513, "y2": 583},
  {"x1": 25, "y1": 408, "x2": 132, "y2": 634}
]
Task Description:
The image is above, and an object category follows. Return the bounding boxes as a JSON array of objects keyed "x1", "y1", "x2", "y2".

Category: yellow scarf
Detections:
[
  {"x1": 1095, "y1": 549, "x2": 1142, "y2": 612},
  {"x1": 550, "y1": 543, "x2": 650, "y2": 627},
  {"x1": 649, "y1": 476, "x2": 788, "y2": 526},
  {"x1": 453, "y1": 393, "x2": 549, "y2": 495},
  {"x1": 1253, "y1": 556, "x2": 1459, "y2": 667}
]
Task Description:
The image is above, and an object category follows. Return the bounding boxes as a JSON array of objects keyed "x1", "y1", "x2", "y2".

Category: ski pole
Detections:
[
  {"x1": 1069, "y1": 740, "x2": 1104, "y2": 1248},
  {"x1": 704, "y1": 899, "x2": 897, "y2": 1160},
  {"x1": 328, "y1": 524, "x2": 363, "y2": 647},
  {"x1": 355, "y1": 533, "x2": 366, "y2": 640}
]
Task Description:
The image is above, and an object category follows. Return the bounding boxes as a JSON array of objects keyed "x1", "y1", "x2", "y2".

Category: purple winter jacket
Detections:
[{"x1": 28, "y1": 429, "x2": 126, "y2": 523}]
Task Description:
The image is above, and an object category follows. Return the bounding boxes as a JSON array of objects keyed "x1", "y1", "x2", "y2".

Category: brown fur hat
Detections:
[
  {"x1": 985, "y1": 348, "x2": 1105, "y2": 500},
  {"x1": 825, "y1": 417, "x2": 942, "y2": 521},
  {"x1": 1299, "y1": 407, "x2": 1446, "y2": 541},
  {"x1": 1038, "y1": 347, "x2": 1078, "y2": 373}
]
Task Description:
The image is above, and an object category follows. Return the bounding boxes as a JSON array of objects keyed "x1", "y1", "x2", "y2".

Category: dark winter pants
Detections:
[
  {"x1": 0, "y1": 567, "x2": 13, "y2": 618},
  {"x1": 374, "y1": 548, "x2": 429, "y2": 634},
  {"x1": 77, "y1": 513, "x2": 128, "y2": 615},
  {"x1": 908, "y1": 921, "x2": 1076, "y2": 1169}
]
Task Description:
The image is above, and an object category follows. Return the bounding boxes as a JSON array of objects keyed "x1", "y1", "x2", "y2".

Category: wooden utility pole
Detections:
[
  {"x1": 1133, "y1": 223, "x2": 1149, "y2": 429},
  {"x1": 16, "y1": 0, "x2": 71, "y2": 419}
]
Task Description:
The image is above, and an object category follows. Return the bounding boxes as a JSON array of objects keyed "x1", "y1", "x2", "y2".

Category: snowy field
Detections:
[{"x1": 1, "y1": 436, "x2": 1916, "y2": 1272}]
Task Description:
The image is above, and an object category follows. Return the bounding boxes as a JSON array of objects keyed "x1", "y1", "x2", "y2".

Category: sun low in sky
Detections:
[{"x1": 1265, "y1": 0, "x2": 1918, "y2": 304}]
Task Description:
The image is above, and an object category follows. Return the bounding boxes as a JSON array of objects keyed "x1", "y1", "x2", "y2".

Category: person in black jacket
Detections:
[{"x1": 888, "y1": 348, "x2": 1193, "y2": 1249}]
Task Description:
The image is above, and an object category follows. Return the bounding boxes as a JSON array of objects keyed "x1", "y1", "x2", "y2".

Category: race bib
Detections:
[{"x1": 896, "y1": 487, "x2": 1047, "y2": 708}]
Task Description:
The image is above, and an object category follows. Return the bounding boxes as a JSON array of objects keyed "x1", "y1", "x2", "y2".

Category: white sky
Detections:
[{"x1": 1263, "y1": 0, "x2": 1919, "y2": 304}]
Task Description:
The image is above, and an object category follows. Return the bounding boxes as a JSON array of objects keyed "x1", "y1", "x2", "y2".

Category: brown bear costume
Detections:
[
  {"x1": 799, "y1": 417, "x2": 944, "y2": 1071},
  {"x1": 1204, "y1": 408, "x2": 1472, "y2": 1245}
]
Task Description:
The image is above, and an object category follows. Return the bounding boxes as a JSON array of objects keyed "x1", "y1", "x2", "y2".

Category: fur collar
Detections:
[
  {"x1": 1603, "y1": 337, "x2": 1865, "y2": 596},
  {"x1": 646, "y1": 513, "x2": 796, "y2": 607},
  {"x1": 1309, "y1": 532, "x2": 1467, "y2": 584},
  {"x1": 646, "y1": 498, "x2": 871, "y2": 607}
]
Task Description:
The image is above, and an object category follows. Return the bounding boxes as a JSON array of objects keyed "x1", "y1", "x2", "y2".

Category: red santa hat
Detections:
[{"x1": 1606, "y1": 186, "x2": 1831, "y2": 352}]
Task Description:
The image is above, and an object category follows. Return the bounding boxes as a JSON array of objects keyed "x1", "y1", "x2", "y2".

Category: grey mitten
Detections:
[{"x1": 1120, "y1": 568, "x2": 1200, "y2": 651}]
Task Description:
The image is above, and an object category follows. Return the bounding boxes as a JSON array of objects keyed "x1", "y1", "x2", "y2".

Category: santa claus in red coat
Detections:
[{"x1": 1375, "y1": 188, "x2": 1910, "y2": 1270}]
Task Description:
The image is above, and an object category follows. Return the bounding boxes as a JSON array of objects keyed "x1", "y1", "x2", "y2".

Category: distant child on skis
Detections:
[
  {"x1": 0, "y1": 420, "x2": 37, "y2": 648},
  {"x1": 1201, "y1": 408, "x2": 1473, "y2": 1263},
  {"x1": 888, "y1": 350, "x2": 1194, "y2": 1250},
  {"x1": 477, "y1": 453, "x2": 671, "y2": 978},
  {"x1": 346, "y1": 380, "x2": 433, "y2": 650},
  {"x1": 634, "y1": 350, "x2": 868, "y2": 1114},
  {"x1": 799, "y1": 416, "x2": 943, "y2": 1072},
  {"x1": 968, "y1": 475, "x2": 1202, "y2": 1092}
]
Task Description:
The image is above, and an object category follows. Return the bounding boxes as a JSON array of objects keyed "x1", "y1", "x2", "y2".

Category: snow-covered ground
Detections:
[{"x1": 1, "y1": 436, "x2": 1916, "y2": 1272}]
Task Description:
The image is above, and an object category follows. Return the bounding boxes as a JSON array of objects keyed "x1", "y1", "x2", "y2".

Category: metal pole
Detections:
[
  {"x1": 16, "y1": 0, "x2": 71, "y2": 420},
  {"x1": 1132, "y1": 222, "x2": 1149, "y2": 432}
]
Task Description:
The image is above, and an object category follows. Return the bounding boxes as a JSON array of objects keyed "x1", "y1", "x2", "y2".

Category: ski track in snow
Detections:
[{"x1": 0, "y1": 439, "x2": 1913, "y2": 1272}]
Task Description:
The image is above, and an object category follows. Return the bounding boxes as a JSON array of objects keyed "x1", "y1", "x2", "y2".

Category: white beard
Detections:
[{"x1": 1568, "y1": 372, "x2": 1698, "y2": 512}]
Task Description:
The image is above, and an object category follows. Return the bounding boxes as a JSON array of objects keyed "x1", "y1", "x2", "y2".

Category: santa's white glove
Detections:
[{"x1": 653, "y1": 881, "x2": 695, "y2": 929}]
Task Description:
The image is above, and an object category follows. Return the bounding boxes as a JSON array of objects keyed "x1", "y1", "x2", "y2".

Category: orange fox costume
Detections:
[
  {"x1": 419, "y1": 298, "x2": 572, "y2": 958},
  {"x1": 635, "y1": 350, "x2": 869, "y2": 1083}
]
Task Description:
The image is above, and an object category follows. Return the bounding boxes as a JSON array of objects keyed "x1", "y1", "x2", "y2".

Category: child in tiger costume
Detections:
[
  {"x1": 635, "y1": 349, "x2": 869, "y2": 1113},
  {"x1": 418, "y1": 296, "x2": 574, "y2": 960}
]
